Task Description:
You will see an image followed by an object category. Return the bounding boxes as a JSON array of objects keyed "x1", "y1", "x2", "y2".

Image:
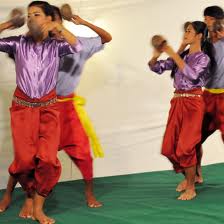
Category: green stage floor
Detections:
[{"x1": 1, "y1": 163, "x2": 224, "y2": 224}]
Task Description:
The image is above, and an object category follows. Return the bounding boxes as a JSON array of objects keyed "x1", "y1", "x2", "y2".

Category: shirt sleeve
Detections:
[
  {"x1": 149, "y1": 58, "x2": 175, "y2": 74},
  {"x1": 58, "y1": 39, "x2": 82, "y2": 57},
  {"x1": 0, "y1": 36, "x2": 19, "y2": 54},
  {"x1": 182, "y1": 54, "x2": 210, "y2": 80},
  {"x1": 77, "y1": 36, "x2": 104, "y2": 59}
]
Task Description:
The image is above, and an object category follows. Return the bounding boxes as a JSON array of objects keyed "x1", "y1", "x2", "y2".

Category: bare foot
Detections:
[
  {"x1": 177, "y1": 189, "x2": 196, "y2": 200},
  {"x1": 33, "y1": 209, "x2": 55, "y2": 224},
  {"x1": 195, "y1": 175, "x2": 203, "y2": 184},
  {"x1": 176, "y1": 179, "x2": 187, "y2": 192},
  {"x1": 19, "y1": 197, "x2": 33, "y2": 219},
  {"x1": 176, "y1": 176, "x2": 203, "y2": 192},
  {"x1": 86, "y1": 193, "x2": 103, "y2": 208},
  {"x1": 0, "y1": 193, "x2": 12, "y2": 212}
]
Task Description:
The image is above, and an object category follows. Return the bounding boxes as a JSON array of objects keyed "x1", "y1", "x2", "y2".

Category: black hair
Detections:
[
  {"x1": 170, "y1": 21, "x2": 216, "y2": 78},
  {"x1": 51, "y1": 5, "x2": 62, "y2": 21},
  {"x1": 28, "y1": 1, "x2": 55, "y2": 20},
  {"x1": 204, "y1": 6, "x2": 224, "y2": 19}
]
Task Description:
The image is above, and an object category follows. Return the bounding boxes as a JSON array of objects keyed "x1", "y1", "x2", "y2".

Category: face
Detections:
[
  {"x1": 183, "y1": 24, "x2": 200, "y2": 44},
  {"x1": 204, "y1": 16, "x2": 216, "y2": 31},
  {"x1": 27, "y1": 6, "x2": 51, "y2": 31}
]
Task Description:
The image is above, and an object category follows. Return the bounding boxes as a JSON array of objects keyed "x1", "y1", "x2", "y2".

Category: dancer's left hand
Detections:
[
  {"x1": 71, "y1": 15, "x2": 85, "y2": 25},
  {"x1": 216, "y1": 30, "x2": 224, "y2": 39}
]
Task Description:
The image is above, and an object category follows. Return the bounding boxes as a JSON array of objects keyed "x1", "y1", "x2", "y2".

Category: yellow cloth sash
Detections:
[
  {"x1": 58, "y1": 96, "x2": 104, "y2": 158},
  {"x1": 204, "y1": 88, "x2": 224, "y2": 94}
]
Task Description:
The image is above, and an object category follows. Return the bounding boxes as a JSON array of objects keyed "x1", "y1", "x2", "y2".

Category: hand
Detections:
[
  {"x1": 180, "y1": 39, "x2": 189, "y2": 48},
  {"x1": 151, "y1": 35, "x2": 167, "y2": 52},
  {"x1": 41, "y1": 22, "x2": 62, "y2": 34},
  {"x1": 216, "y1": 30, "x2": 224, "y2": 39},
  {"x1": 0, "y1": 21, "x2": 15, "y2": 33},
  {"x1": 162, "y1": 44, "x2": 175, "y2": 56},
  {"x1": 71, "y1": 15, "x2": 85, "y2": 25}
]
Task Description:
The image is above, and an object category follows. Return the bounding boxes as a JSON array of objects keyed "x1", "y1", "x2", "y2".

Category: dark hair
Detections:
[
  {"x1": 28, "y1": 1, "x2": 55, "y2": 20},
  {"x1": 51, "y1": 5, "x2": 62, "y2": 21},
  {"x1": 204, "y1": 6, "x2": 224, "y2": 19},
  {"x1": 170, "y1": 21, "x2": 216, "y2": 78}
]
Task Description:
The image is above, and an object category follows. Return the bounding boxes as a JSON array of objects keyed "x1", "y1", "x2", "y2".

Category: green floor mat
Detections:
[{"x1": 1, "y1": 163, "x2": 224, "y2": 224}]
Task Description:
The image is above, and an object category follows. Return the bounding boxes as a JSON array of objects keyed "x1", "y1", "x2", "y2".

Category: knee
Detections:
[{"x1": 9, "y1": 158, "x2": 34, "y2": 174}]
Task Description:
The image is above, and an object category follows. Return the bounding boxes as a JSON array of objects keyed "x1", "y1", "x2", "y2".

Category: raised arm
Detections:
[
  {"x1": 148, "y1": 49, "x2": 175, "y2": 74},
  {"x1": 71, "y1": 15, "x2": 112, "y2": 44},
  {"x1": 42, "y1": 21, "x2": 79, "y2": 46},
  {"x1": 0, "y1": 21, "x2": 14, "y2": 34}
]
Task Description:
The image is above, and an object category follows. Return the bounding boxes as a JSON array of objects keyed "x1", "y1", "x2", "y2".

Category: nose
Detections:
[{"x1": 28, "y1": 16, "x2": 35, "y2": 24}]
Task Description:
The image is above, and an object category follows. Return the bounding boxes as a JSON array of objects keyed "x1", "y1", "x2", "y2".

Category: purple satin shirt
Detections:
[
  {"x1": 149, "y1": 52, "x2": 210, "y2": 90},
  {"x1": 0, "y1": 35, "x2": 82, "y2": 99}
]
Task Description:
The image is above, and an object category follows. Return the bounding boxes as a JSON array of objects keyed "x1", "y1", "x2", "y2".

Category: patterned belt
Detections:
[
  {"x1": 173, "y1": 93, "x2": 201, "y2": 98},
  {"x1": 13, "y1": 96, "x2": 57, "y2": 108}
]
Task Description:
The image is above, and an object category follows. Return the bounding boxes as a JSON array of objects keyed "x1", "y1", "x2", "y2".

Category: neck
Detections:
[
  {"x1": 32, "y1": 31, "x2": 48, "y2": 43},
  {"x1": 209, "y1": 31, "x2": 219, "y2": 43},
  {"x1": 189, "y1": 42, "x2": 201, "y2": 54}
]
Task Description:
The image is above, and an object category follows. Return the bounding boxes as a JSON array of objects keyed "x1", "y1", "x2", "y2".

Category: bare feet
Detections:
[
  {"x1": 176, "y1": 179, "x2": 187, "y2": 192},
  {"x1": 176, "y1": 176, "x2": 204, "y2": 192},
  {"x1": 19, "y1": 197, "x2": 33, "y2": 219},
  {"x1": 195, "y1": 175, "x2": 203, "y2": 184},
  {"x1": 84, "y1": 180, "x2": 103, "y2": 208},
  {"x1": 86, "y1": 193, "x2": 103, "y2": 208},
  {"x1": 0, "y1": 193, "x2": 12, "y2": 212},
  {"x1": 33, "y1": 209, "x2": 55, "y2": 224},
  {"x1": 177, "y1": 189, "x2": 196, "y2": 200}
]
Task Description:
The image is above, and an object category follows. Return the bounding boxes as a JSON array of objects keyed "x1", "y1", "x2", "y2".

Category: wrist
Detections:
[
  {"x1": 57, "y1": 24, "x2": 64, "y2": 33},
  {"x1": 80, "y1": 19, "x2": 88, "y2": 26},
  {"x1": 3, "y1": 21, "x2": 13, "y2": 29},
  {"x1": 152, "y1": 55, "x2": 159, "y2": 60}
]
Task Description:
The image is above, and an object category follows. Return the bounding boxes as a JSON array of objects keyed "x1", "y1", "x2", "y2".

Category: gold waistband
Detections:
[
  {"x1": 173, "y1": 93, "x2": 201, "y2": 98},
  {"x1": 13, "y1": 96, "x2": 57, "y2": 108}
]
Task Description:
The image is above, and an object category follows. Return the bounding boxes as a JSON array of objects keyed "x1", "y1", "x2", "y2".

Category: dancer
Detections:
[
  {"x1": 148, "y1": 21, "x2": 212, "y2": 200},
  {"x1": 178, "y1": 6, "x2": 224, "y2": 193},
  {"x1": 0, "y1": 1, "x2": 82, "y2": 223},
  {"x1": 0, "y1": 4, "x2": 112, "y2": 216},
  {"x1": 54, "y1": 6, "x2": 111, "y2": 208}
]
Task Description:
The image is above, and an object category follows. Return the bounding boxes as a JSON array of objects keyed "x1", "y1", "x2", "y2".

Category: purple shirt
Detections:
[
  {"x1": 205, "y1": 38, "x2": 224, "y2": 88},
  {"x1": 56, "y1": 36, "x2": 104, "y2": 96},
  {"x1": 149, "y1": 52, "x2": 210, "y2": 90},
  {"x1": 0, "y1": 35, "x2": 82, "y2": 99}
]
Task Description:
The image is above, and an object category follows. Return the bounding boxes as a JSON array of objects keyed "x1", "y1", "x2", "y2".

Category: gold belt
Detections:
[
  {"x1": 13, "y1": 96, "x2": 57, "y2": 108},
  {"x1": 173, "y1": 93, "x2": 201, "y2": 98}
]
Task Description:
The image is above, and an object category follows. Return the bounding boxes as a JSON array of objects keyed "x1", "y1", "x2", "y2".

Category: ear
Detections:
[{"x1": 197, "y1": 33, "x2": 203, "y2": 40}]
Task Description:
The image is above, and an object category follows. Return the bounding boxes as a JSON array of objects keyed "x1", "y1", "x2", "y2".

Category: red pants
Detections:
[
  {"x1": 58, "y1": 94, "x2": 93, "y2": 181},
  {"x1": 9, "y1": 87, "x2": 61, "y2": 197},
  {"x1": 162, "y1": 89, "x2": 204, "y2": 173},
  {"x1": 201, "y1": 91, "x2": 224, "y2": 142}
]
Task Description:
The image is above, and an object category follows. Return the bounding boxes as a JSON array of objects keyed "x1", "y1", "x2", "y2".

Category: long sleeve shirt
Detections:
[
  {"x1": 149, "y1": 52, "x2": 210, "y2": 90},
  {"x1": 0, "y1": 35, "x2": 82, "y2": 99}
]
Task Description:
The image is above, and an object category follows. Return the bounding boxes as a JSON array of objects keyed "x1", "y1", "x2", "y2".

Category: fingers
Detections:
[{"x1": 71, "y1": 15, "x2": 81, "y2": 25}]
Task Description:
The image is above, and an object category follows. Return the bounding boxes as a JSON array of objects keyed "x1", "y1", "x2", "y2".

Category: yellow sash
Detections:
[
  {"x1": 58, "y1": 96, "x2": 104, "y2": 158},
  {"x1": 204, "y1": 88, "x2": 224, "y2": 94}
]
